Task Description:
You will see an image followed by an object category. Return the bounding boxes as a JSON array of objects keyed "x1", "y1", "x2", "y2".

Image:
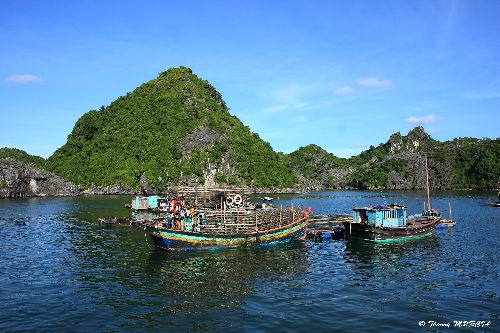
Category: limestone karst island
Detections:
[
  {"x1": 2, "y1": 1, "x2": 500, "y2": 331},
  {"x1": 1, "y1": 67, "x2": 499, "y2": 198}
]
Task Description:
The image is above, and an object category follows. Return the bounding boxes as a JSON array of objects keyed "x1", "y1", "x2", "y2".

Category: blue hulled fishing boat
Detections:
[
  {"x1": 343, "y1": 155, "x2": 441, "y2": 242},
  {"x1": 343, "y1": 204, "x2": 441, "y2": 242}
]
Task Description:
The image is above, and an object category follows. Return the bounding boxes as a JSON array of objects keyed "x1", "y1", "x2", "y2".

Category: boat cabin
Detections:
[
  {"x1": 352, "y1": 204, "x2": 407, "y2": 228},
  {"x1": 132, "y1": 196, "x2": 170, "y2": 210},
  {"x1": 422, "y1": 208, "x2": 440, "y2": 218}
]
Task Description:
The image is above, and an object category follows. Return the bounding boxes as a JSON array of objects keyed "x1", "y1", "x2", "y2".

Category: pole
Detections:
[
  {"x1": 255, "y1": 210, "x2": 258, "y2": 231},
  {"x1": 449, "y1": 202, "x2": 452, "y2": 222},
  {"x1": 280, "y1": 205, "x2": 282, "y2": 226},
  {"x1": 425, "y1": 154, "x2": 431, "y2": 212}
]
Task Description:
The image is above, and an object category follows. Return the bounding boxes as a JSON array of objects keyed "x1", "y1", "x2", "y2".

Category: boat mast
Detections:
[
  {"x1": 425, "y1": 154, "x2": 431, "y2": 212},
  {"x1": 449, "y1": 202, "x2": 452, "y2": 222}
]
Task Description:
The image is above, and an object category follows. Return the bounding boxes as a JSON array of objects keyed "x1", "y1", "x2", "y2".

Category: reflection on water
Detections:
[
  {"x1": 343, "y1": 236, "x2": 441, "y2": 299},
  {"x1": 0, "y1": 192, "x2": 499, "y2": 332},
  {"x1": 345, "y1": 235, "x2": 440, "y2": 265},
  {"x1": 61, "y1": 208, "x2": 310, "y2": 331}
]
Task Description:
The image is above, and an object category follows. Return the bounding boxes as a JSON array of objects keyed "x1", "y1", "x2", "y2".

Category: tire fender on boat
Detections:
[
  {"x1": 226, "y1": 196, "x2": 234, "y2": 206},
  {"x1": 233, "y1": 194, "x2": 243, "y2": 205}
]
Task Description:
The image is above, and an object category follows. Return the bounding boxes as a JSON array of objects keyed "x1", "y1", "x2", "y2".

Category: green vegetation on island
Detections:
[
  {"x1": 324, "y1": 127, "x2": 500, "y2": 190},
  {"x1": 0, "y1": 148, "x2": 46, "y2": 168},
  {"x1": 2, "y1": 67, "x2": 499, "y2": 192},
  {"x1": 44, "y1": 67, "x2": 296, "y2": 190}
]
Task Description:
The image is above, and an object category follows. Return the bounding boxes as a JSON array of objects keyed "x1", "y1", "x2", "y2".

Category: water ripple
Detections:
[{"x1": 0, "y1": 193, "x2": 499, "y2": 332}]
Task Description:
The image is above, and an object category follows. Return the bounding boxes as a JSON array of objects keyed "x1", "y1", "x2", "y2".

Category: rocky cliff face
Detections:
[
  {"x1": 0, "y1": 158, "x2": 80, "y2": 198},
  {"x1": 288, "y1": 127, "x2": 499, "y2": 190}
]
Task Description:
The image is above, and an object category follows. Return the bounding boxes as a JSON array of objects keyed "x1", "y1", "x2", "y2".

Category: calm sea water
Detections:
[{"x1": 0, "y1": 191, "x2": 498, "y2": 332}]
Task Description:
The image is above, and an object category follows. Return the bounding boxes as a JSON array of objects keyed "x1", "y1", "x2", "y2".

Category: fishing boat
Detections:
[
  {"x1": 486, "y1": 186, "x2": 500, "y2": 207},
  {"x1": 143, "y1": 187, "x2": 311, "y2": 250},
  {"x1": 343, "y1": 155, "x2": 441, "y2": 242},
  {"x1": 131, "y1": 195, "x2": 170, "y2": 211},
  {"x1": 343, "y1": 204, "x2": 441, "y2": 242},
  {"x1": 145, "y1": 207, "x2": 311, "y2": 250},
  {"x1": 436, "y1": 202, "x2": 456, "y2": 229}
]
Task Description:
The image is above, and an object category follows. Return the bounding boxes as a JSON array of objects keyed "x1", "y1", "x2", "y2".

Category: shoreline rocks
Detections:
[
  {"x1": 0, "y1": 158, "x2": 80, "y2": 198},
  {"x1": 0, "y1": 157, "x2": 494, "y2": 199}
]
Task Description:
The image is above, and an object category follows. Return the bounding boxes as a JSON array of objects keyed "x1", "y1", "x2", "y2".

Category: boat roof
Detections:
[
  {"x1": 353, "y1": 203, "x2": 407, "y2": 212},
  {"x1": 134, "y1": 195, "x2": 169, "y2": 200}
]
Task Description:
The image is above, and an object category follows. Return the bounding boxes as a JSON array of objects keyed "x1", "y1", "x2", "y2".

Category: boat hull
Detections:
[
  {"x1": 343, "y1": 218, "x2": 441, "y2": 243},
  {"x1": 146, "y1": 218, "x2": 307, "y2": 251}
]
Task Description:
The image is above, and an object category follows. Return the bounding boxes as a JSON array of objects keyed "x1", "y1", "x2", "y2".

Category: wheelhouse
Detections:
[{"x1": 352, "y1": 204, "x2": 407, "y2": 228}]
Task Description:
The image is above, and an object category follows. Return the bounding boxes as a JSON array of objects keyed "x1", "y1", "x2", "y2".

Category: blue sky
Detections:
[{"x1": 1, "y1": 0, "x2": 499, "y2": 158}]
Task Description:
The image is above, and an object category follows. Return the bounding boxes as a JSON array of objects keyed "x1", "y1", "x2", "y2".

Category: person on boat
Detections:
[
  {"x1": 172, "y1": 216, "x2": 180, "y2": 230},
  {"x1": 166, "y1": 213, "x2": 173, "y2": 229},
  {"x1": 190, "y1": 207, "x2": 197, "y2": 231},
  {"x1": 496, "y1": 182, "x2": 500, "y2": 202}
]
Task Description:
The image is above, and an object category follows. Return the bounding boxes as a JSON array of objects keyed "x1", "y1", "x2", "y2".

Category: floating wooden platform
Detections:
[{"x1": 306, "y1": 214, "x2": 351, "y2": 240}]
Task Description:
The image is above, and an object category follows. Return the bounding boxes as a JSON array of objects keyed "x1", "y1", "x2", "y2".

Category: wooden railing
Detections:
[{"x1": 195, "y1": 208, "x2": 302, "y2": 234}]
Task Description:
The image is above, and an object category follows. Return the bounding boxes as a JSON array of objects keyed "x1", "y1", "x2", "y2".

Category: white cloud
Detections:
[
  {"x1": 269, "y1": 83, "x2": 309, "y2": 103},
  {"x1": 463, "y1": 92, "x2": 500, "y2": 99},
  {"x1": 358, "y1": 77, "x2": 394, "y2": 89},
  {"x1": 263, "y1": 102, "x2": 307, "y2": 113},
  {"x1": 262, "y1": 83, "x2": 309, "y2": 112},
  {"x1": 6, "y1": 74, "x2": 42, "y2": 84},
  {"x1": 263, "y1": 104, "x2": 289, "y2": 113},
  {"x1": 405, "y1": 114, "x2": 439, "y2": 124},
  {"x1": 335, "y1": 86, "x2": 355, "y2": 96},
  {"x1": 294, "y1": 115, "x2": 309, "y2": 123}
]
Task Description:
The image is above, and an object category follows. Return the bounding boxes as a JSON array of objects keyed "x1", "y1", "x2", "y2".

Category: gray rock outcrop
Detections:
[{"x1": 0, "y1": 158, "x2": 80, "y2": 198}]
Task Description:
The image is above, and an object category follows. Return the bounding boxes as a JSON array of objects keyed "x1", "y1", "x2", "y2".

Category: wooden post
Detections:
[
  {"x1": 280, "y1": 205, "x2": 282, "y2": 227},
  {"x1": 449, "y1": 202, "x2": 453, "y2": 222},
  {"x1": 195, "y1": 185, "x2": 198, "y2": 206},
  {"x1": 425, "y1": 154, "x2": 431, "y2": 212},
  {"x1": 255, "y1": 210, "x2": 258, "y2": 231}
]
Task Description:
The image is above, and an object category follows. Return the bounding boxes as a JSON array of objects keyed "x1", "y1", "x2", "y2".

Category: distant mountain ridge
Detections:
[
  {"x1": 289, "y1": 126, "x2": 499, "y2": 190},
  {"x1": 1, "y1": 67, "x2": 498, "y2": 195}
]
